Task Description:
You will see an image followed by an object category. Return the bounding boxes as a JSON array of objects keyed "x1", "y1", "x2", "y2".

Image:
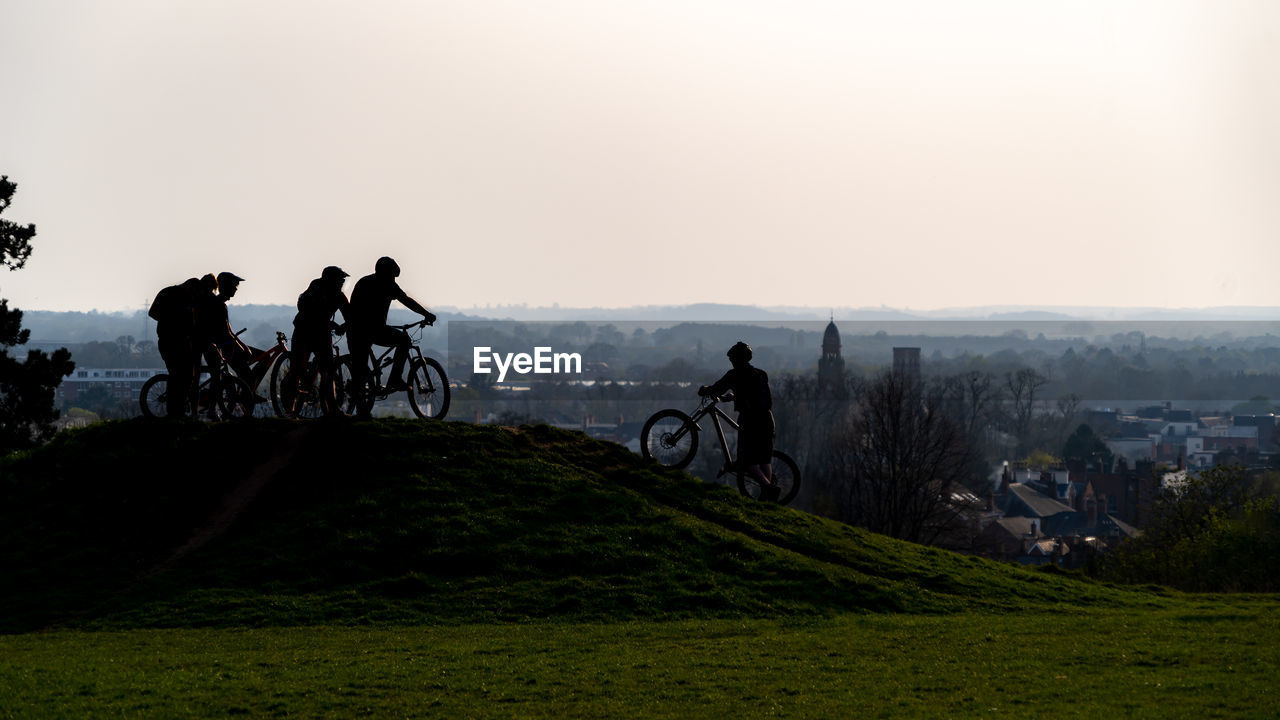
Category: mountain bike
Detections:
[
  {"x1": 340, "y1": 321, "x2": 450, "y2": 420},
  {"x1": 271, "y1": 326, "x2": 348, "y2": 420},
  {"x1": 234, "y1": 330, "x2": 291, "y2": 416},
  {"x1": 640, "y1": 394, "x2": 800, "y2": 504},
  {"x1": 138, "y1": 345, "x2": 254, "y2": 420}
]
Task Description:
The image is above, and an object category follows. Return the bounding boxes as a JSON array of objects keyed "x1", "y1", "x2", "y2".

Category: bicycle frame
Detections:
[
  {"x1": 242, "y1": 331, "x2": 289, "y2": 390},
  {"x1": 361, "y1": 323, "x2": 428, "y2": 396},
  {"x1": 683, "y1": 396, "x2": 741, "y2": 469}
]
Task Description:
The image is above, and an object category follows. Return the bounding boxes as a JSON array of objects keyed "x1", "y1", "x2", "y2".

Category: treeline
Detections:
[{"x1": 1092, "y1": 465, "x2": 1280, "y2": 592}]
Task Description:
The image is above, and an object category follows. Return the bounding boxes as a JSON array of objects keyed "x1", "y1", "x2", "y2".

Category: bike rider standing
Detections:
[
  {"x1": 698, "y1": 342, "x2": 779, "y2": 500},
  {"x1": 148, "y1": 275, "x2": 209, "y2": 417},
  {"x1": 290, "y1": 265, "x2": 351, "y2": 393},
  {"x1": 347, "y1": 256, "x2": 436, "y2": 417}
]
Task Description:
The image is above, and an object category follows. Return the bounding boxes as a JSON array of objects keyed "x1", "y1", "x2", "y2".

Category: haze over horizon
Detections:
[{"x1": 3, "y1": 2, "x2": 1278, "y2": 313}]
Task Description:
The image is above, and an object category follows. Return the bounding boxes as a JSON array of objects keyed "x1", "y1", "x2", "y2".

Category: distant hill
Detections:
[
  {"x1": 1, "y1": 419, "x2": 1159, "y2": 632},
  {"x1": 17, "y1": 303, "x2": 1280, "y2": 351}
]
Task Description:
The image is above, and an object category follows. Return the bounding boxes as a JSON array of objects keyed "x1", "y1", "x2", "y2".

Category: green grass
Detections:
[{"x1": 2, "y1": 604, "x2": 1277, "y2": 718}]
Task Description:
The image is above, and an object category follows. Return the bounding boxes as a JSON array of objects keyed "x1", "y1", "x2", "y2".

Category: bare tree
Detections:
[
  {"x1": 1005, "y1": 368, "x2": 1048, "y2": 456},
  {"x1": 830, "y1": 371, "x2": 978, "y2": 544}
]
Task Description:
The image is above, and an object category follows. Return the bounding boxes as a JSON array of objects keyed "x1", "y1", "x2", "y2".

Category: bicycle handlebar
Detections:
[{"x1": 389, "y1": 320, "x2": 433, "y2": 330}]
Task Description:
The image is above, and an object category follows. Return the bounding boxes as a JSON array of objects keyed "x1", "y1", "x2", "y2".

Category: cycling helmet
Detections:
[
  {"x1": 727, "y1": 341, "x2": 752, "y2": 362},
  {"x1": 321, "y1": 265, "x2": 349, "y2": 282},
  {"x1": 375, "y1": 256, "x2": 401, "y2": 278},
  {"x1": 216, "y1": 271, "x2": 244, "y2": 287}
]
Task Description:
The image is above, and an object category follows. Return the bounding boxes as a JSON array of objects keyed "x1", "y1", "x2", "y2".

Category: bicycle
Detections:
[
  {"x1": 339, "y1": 321, "x2": 450, "y2": 420},
  {"x1": 232, "y1": 330, "x2": 292, "y2": 416},
  {"x1": 271, "y1": 326, "x2": 348, "y2": 420},
  {"x1": 138, "y1": 346, "x2": 254, "y2": 420},
  {"x1": 640, "y1": 393, "x2": 801, "y2": 504}
]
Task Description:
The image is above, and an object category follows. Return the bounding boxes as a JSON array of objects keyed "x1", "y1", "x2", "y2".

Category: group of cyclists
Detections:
[
  {"x1": 148, "y1": 255, "x2": 435, "y2": 420},
  {"x1": 149, "y1": 260, "x2": 785, "y2": 498}
]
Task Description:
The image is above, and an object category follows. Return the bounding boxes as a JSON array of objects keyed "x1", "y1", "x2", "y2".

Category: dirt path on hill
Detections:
[{"x1": 148, "y1": 424, "x2": 312, "y2": 575}]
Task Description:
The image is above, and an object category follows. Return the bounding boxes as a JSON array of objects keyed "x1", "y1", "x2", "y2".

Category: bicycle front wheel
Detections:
[
  {"x1": 269, "y1": 354, "x2": 293, "y2": 418},
  {"x1": 139, "y1": 374, "x2": 170, "y2": 418},
  {"x1": 216, "y1": 376, "x2": 254, "y2": 419},
  {"x1": 737, "y1": 450, "x2": 801, "y2": 505},
  {"x1": 335, "y1": 354, "x2": 376, "y2": 417},
  {"x1": 640, "y1": 409, "x2": 699, "y2": 469},
  {"x1": 407, "y1": 357, "x2": 450, "y2": 420}
]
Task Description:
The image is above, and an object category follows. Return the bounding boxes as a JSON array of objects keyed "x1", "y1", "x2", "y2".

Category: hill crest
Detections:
[{"x1": 0, "y1": 419, "x2": 1158, "y2": 631}]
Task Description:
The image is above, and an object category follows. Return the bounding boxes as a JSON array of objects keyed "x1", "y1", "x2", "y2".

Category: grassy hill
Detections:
[{"x1": 2, "y1": 418, "x2": 1160, "y2": 633}]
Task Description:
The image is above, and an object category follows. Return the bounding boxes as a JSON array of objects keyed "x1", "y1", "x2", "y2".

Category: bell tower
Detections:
[{"x1": 818, "y1": 314, "x2": 846, "y2": 398}]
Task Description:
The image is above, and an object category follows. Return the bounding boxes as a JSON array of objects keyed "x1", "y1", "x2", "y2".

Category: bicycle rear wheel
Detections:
[
  {"x1": 737, "y1": 450, "x2": 801, "y2": 505},
  {"x1": 407, "y1": 357, "x2": 450, "y2": 420},
  {"x1": 139, "y1": 374, "x2": 170, "y2": 418},
  {"x1": 640, "y1": 409, "x2": 699, "y2": 469}
]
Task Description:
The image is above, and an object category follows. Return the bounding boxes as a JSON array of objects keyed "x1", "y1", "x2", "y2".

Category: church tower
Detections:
[{"x1": 818, "y1": 316, "x2": 846, "y2": 398}]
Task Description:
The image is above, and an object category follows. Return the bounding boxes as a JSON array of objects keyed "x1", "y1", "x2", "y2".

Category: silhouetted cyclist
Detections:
[
  {"x1": 197, "y1": 271, "x2": 264, "y2": 402},
  {"x1": 291, "y1": 265, "x2": 351, "y2": 392},
  {"x1": 699, "y1": 342, "x2": 779, "y2": 500},
  {"x1": 149, "y1": 275, "x2": 214, "y2": 417},
  {"x1": 347, "y1": 256, "x2": 436, "y2": 417}
]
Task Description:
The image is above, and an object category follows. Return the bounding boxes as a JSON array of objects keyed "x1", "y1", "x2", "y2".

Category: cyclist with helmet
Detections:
[
  {"x1": 290, "y1": 265, "x2": 351, "y2": 395},
  {"x1": 698, "y1": 342, "x2": 779, "y2": 500},
  {"x1": 347, "y1": 256, "x2": 437, "y2": 416},
  {"x1": 199, "y1": 271, "x2": 265, "y2": 403}
]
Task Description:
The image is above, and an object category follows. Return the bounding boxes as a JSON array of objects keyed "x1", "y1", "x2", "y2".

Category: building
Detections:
[
  {"x1": 817, "y1": 318, "x2": 846, "y2": 399},
  {"x1": 56, "y1": 367, "x2": 164, "y2": 413},
  {"x1": 892, "y1": 347, "x2": 920, "y2": 381}
]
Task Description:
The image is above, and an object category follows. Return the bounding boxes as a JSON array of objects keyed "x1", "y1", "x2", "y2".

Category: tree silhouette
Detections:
[
  {"x1": 828, "y1": 371, "x2": 978, "y2": 544},
  {"x1": 0, "y1": 176, "x2": 75, "y2": 453}
]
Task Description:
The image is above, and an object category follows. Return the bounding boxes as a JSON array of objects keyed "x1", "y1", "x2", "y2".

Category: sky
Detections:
[{"x1": 2, "y1": 1, "x2": 1278, "y2": 313}]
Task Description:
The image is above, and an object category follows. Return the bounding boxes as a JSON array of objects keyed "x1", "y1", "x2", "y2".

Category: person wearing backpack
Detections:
[
  {"x1": 148, "y1": 276, "x2": 211, "y2": 417},
  {"x1": 698, "y1": 341, "x2": 779, "y2": 500}
]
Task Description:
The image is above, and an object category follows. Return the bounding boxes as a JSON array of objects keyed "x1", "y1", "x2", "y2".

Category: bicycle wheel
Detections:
[
  {"x1": 269, "y1": 354, "x2": 293, "y2": 418},
  {"x1": 330, "y1": 355, "x2": 361, "y2": 417},
  {"x1": 640, "y1": 409, "x2": 699, "y2": 469},
  {"x1": 407, "y1": 357, "x2": 450, "y2": 420},
  {"x1": 282, "y1": 361, "x2": 327, "y2": 420},
  {"x1": 139, "y1": 374, "x2": 170, "y2": 418},
  {"x1": 737, "y1": 450, "x2": 801, "y2": 505},
  {"x1": 216, "y1": 376, "x2": 254, "y2": 419}
]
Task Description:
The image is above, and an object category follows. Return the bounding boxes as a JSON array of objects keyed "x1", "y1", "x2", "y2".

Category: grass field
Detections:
[
  {"x1": 3, "y1": 605, "x2": 1278, "y2": 718},
  {"x1": 2, "y1": 420, "x2": 1278, "y2": 717}
]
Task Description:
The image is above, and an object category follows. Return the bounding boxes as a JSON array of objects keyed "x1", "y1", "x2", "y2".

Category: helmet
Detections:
[
  {"x1": 321, "y1": 265, "x2": 349, "y2": 282},
  {"x1": 375, "y1": 256, "x2": 401, "y2": 278},
  {"x1": 216, "y1": 271, "x2": 244, "y2": 287},
  {"x1": 727, "y1": 341, "x2": 752, "y2": 362}
]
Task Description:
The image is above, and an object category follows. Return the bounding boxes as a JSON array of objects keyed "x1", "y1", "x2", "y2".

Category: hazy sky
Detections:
[{"x1": 2, "y1": 1, "x2": 1278, "y2": 313}]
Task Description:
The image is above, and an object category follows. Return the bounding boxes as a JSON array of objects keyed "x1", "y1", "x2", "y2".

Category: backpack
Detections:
[
  {"x1": 148, "y1": 285, "x2": 184, "y2": 324},
  {"x1": 737, "y1": 367, "x2": 772, "y2": 413}
]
